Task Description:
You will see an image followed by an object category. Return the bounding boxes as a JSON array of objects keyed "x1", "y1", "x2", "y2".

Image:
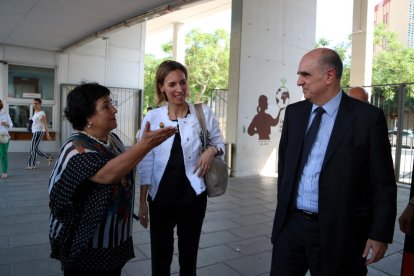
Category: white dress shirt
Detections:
[{"x1": 296, "y1": 91, "x2": 342, "y2": 213}]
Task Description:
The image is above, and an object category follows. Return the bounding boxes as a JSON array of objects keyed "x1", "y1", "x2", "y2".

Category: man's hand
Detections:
[
  {"x1": 363, "y1": 239, "x2": 388, "y2": 265},
  {"x1": 399, "y1": 201, "x2": 414, "y2": 235},
  {"x1": 138, "y1": 202, "x2": 149, "y2": 229}
]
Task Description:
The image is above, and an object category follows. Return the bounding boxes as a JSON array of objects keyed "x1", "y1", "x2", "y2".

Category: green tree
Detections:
[
  {"x1": 143, "y1": 54, "x2": 163, "y2": 111},
  {"x1": 372, "y1": 24, "x2": 414, "y2": 86},
  {"x1": 315, "y1": 38, "x2": 331, "y2": 47},
  {"x1": 372, "y1": 24, "x2": 414, "y2": 102},
  {"x1": 185, "y1": 28, "x2": 230, "y2": 103},
  {"x1": 143, "y1": 28, "x2": 230, "y2": 107}
]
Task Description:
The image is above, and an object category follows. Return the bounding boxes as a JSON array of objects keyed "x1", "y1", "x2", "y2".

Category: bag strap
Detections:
[
  {"x1": 195, "y1": 103, "x2": 209, "y2": 148},
  {"x1": 195, "y1": 103, "x2": 207, "y2": 132}
]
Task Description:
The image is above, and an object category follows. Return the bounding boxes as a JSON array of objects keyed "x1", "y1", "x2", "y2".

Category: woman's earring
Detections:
[{"x1": 87, "y1": 122, "x2": 93, "y2": 128}]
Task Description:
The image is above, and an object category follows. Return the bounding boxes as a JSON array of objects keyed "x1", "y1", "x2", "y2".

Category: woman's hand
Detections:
[
  {"x1": 46, "y1": 133, "x2": 51, "y2": 140},
  {"x1": 399, "y1": 201, "x2": 414, "y2": 235},
  {"x1": 140, "y1": 122, "x2": 176, "y2": 149},
  {"x1": 139, "y1": 201, "x2": 149, "y2": 229},
  {"x1": 193, "y1": 147, "x2": 217, "y2": 177}
]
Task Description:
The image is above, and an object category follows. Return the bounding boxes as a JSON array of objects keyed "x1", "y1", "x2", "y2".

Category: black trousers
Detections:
[
  {"x1": 148, "y1": 192, "x2": 207, "y2": 276},
  {"x1": 270, "y1": 212, "x2": 367, "y2": 276}
]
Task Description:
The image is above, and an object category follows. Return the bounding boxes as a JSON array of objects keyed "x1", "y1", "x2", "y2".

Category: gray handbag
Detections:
[{"x1": 194, "y1": 103, "x2": 229, "y2": 197}]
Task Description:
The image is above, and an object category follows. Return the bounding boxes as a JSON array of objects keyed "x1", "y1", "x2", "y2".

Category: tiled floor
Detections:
[{"x1": 0, "y1": 152, "x2": 409, "y2": 275}]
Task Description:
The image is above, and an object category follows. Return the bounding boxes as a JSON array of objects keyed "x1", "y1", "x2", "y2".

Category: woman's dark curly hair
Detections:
[{"x1": 64, "y1": 83, "x2": 110, "y2": 130}]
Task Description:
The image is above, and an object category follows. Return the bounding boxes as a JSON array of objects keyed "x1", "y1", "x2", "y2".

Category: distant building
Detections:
[{"x1": 374, "y1": 0, "x2": 414, "y2": 48}]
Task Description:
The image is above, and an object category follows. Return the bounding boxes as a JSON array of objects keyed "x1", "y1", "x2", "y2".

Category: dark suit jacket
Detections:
[{"x1": 271, "y1": 92, "x2": 397, "y2": 272}]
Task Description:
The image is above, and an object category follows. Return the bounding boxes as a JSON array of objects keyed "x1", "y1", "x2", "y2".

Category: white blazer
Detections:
[{"x1": 138, "y1": 103, "x2": 225, "y2": 199}]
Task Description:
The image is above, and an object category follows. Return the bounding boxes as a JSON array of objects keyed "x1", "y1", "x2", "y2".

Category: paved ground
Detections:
[{"x1": 0, "y1": 152, "x2": 409, "y2": 276}]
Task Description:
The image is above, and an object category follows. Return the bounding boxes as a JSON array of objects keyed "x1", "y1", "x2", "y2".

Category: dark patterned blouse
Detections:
[{"x1": 48, "y1": 132, "x2": 135, "y2": 270}]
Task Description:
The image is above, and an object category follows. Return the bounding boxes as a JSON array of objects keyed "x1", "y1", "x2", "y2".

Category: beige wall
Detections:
[{"x1": 227, "y1": 0, "x2": 317, "y2": 176}]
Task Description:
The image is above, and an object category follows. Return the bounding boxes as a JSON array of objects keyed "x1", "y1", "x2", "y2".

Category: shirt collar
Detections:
[{"x1": 311, "y1": 90, "x2": 342, "y2": 116}]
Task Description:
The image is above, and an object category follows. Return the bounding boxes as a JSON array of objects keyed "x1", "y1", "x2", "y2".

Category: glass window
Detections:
[
  {"x1": 9, "y1": 105, "x2": 30, "y2": 128},
  {"x1": 8, "y1": 65, "x2": 55, "y2": 100},
  {"x1": 42, "y1": 106, "x2": 53, "y2": 129},
  {"x1": 8, "y1": 105, "x2": 53, "y2": 129}
]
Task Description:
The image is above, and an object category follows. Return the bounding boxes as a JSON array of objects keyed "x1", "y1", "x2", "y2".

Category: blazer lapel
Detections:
[
  {"x1": 296, "y1": 103, "x2": 313, "y2": 139},
  {"x1": 322, "y1": 92, "x2": 353, "y2": 170}
]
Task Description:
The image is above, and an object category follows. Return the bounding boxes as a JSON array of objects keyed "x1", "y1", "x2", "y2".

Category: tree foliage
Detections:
[
  {"x1": 143, "y1": 28, "x2": 230, "y2": 108},
  {"x1": 372, "y1": 23, "x2": 414, "y2": 103},
  {"x1": 185, "y1": 28, "x2": 229, "y2": 103},
  {"x1": 372, "y1": 24, "x2": 414, "y2": 85},
  {"x1": 143, "y1": 54, "x2": 167, "y2": 110}
]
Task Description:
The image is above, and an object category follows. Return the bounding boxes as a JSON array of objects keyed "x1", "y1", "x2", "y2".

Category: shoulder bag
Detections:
[
  {"x1": 0, "y1": 134, "x2": 10, "y2": 144},
  {"x1": 194, "y1": 103, "x2": 229, "y2": 197},
  {"x1": 27, "y1": 119, "x2": 33, "y2": 132}
]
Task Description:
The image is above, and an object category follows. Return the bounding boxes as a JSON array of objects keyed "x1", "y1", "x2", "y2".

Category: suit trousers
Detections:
[
  {"x1": 148, "y1": 192, "x2": 207, "y2": 276},
  {"x1": 270, "y1": 212, "x2": 367, "y2": 276}
]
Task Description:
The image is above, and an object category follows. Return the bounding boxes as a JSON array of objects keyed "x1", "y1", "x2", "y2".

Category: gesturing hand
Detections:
[{"x1": 141, "y1": 122, "x2": 176, "y2": 148}]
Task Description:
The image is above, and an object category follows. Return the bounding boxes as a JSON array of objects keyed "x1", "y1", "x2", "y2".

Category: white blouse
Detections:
[{"x1": 31, "y1": 111, "x2": 46, "y2": 133}]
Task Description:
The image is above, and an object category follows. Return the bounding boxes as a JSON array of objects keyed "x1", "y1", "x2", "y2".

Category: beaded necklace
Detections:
[{"x1": 80, "y1": 131, "x2": 112, "y2": 148}]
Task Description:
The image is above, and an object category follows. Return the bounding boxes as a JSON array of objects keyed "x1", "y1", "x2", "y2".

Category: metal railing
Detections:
[
  {"x1": 346, "y1": 83, "x2": 414, "y2": 184},
  {"x1": 209, "y1": 89, "x2": 228, "y2": 141},
  {"x1": 60, "y1": 84, "x2": 142, "y2": 147}
]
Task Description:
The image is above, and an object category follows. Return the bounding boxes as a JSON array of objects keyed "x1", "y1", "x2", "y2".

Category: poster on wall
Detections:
[{"x1": 247, "y1": 78, "x2": 290, "y2": 143}]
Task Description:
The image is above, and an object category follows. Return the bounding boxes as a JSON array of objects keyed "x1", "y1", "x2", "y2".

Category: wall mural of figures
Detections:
[{"x1": 247, "y1": 79, "x2": 290, "y2": 141}]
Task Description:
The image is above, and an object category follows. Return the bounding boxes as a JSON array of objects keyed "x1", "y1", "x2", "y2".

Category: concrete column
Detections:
[
  {"x1": 172, "y1": 22, "x2": 185, "y2": 64},
  {"x1": 350, "y1": 0, "x2": 374, "y2": 90},
  {"x1": 227, "y1": 0, "x2": 317, "y2": 176},
  {"x1": 226, "y1": 0, "x2": 242, "y2": 145}
]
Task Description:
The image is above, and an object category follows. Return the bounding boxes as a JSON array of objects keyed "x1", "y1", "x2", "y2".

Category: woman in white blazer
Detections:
[{"x1": 138, "y1": 60, "x2": 224, "y2": 275}]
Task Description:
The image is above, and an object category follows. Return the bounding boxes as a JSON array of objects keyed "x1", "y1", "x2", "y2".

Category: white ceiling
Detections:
[{"x1": 0, "y1": 0, "x2": 220, "y2": 51}]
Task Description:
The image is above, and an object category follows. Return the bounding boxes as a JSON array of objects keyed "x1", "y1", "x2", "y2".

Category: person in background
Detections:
[
  {"x1": 138, "y1": 60, "x2": 225, "y2": 275},
  {"x1": 399, "y1": 195, "x2": 414, "y2": 236},
  {"x1": 48, "y1": 83, "x2": 176, "y2": 276},
  {"x1": 26, "y1": 98, "x2": 53, "y2": 169},
  {"x1": 270, "y1": 48, "x2": 397, "y2": 275},
  {"x1": 0, "y1": 100, "x2": 13, "y2": 179},
  {"x1": 349, "y1": 86, "x2": 369, "y2": 102}
]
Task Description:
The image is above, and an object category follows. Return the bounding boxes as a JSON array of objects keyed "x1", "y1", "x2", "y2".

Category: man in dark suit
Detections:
[{"x1": 270, "y1": 48, "x2": 397, "y2": 275}]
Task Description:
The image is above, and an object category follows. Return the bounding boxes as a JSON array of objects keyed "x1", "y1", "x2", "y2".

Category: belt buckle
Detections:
[
  {"x1": 302, "y1": 210, "x2": 318, "y2": 220},
  {"x1": 295, "y1": 209, "x2": 318, "y2": 220}
]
